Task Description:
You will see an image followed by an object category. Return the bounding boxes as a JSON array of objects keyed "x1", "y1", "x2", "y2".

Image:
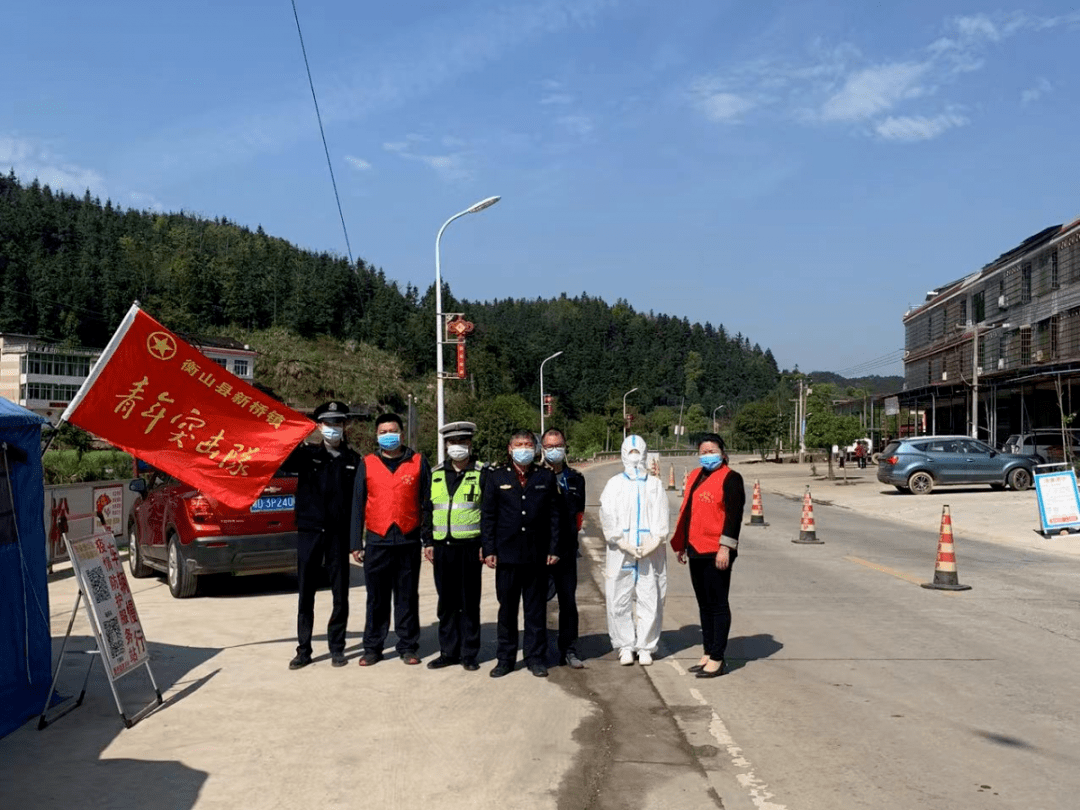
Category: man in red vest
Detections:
[{"x1": 350, "y1": 413, "x2": 433, "y2": 666}]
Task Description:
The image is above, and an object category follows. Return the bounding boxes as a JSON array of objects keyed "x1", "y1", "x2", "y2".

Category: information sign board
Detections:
[{"x1": 1034, "y1": 469, "x2": 1080, "y2": 535}]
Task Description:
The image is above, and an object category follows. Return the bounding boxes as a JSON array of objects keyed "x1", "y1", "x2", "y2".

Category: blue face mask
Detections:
[
  {"x1": 377, "y1": 432, "x2": 401, "y2": 451},
  {"x1": 700, "y1": 453, "x2": 722, "y2": 471},
  {"x1": 543, "y1": 447, "x2": 566, "y2": 464},
  {"x1": 511, "y1": 447, "x2": 535, "y2": 465}
]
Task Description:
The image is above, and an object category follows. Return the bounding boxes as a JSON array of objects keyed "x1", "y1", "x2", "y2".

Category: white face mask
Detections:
[
  {"x1": 320, "y1": 424, "x2": 343, "y2": 444},
  {"x1": 447, "y1": 444, "x2": 471, "y2": 461}
]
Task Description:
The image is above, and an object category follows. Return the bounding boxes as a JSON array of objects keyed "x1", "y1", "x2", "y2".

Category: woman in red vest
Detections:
[{"x1": 670, "y1": 433, "x2": 745, "y2": 679}]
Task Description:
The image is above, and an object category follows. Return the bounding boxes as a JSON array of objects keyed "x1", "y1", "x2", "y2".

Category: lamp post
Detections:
[
  {"x1": 539, "y1": 350, "x2": 563, "y2": 435},
  {"x1": 956, "y1": 321, "x2": 1010, "y2": 440},
  {"x1": 622, "y1": 387, "x2": 639, "y2": 439},
  {"x1": 435, "y1": 195, "x2": 501, "y2": 463},
  {"x1": 712, "y1": 404, "x2": 725, "y2": 432}
]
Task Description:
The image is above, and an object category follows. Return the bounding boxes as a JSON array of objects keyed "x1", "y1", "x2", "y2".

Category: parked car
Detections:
[
  {"x1": 1002, "y1": 429, "x2": 1080, "y2": 464},
  {"x1": 876, "y1": 435, "x2": 1035, "y2": 495},
  {"x1": 127, "y1": 465, "x2": 299, "y2": 598}
]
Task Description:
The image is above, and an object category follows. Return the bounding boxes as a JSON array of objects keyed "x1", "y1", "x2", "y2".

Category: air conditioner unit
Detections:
[
  {"x1": 941, "y1": 371, "x2": 948, "y2": 380},
  {"x1": 904, "y1": 350, "x2": 910, "y2": 358},
  {"x1": 1036, "y1": 350, "x2": 1044, "y2": 362},
  {"x1": 977, "y1": 366, "x2": 983, "y2": 375},
  {"x1": 999, "y1": 295, "x2": 1008, "y2": 308},
  {"x1": 998, "y1": 358, "x2": 1005, "y2": 369}
]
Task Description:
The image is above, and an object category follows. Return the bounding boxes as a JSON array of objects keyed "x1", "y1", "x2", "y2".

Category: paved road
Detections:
[
  {"x1": 3, "y1": 456, "x2": 1078, "y2": 810},
  {"x1": 577, "y1": 456, "x2": 1080, "y2": 810}
]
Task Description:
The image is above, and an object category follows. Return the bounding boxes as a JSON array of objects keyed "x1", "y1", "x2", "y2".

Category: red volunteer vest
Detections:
[
  {"x1": 673, "y1": 465, "x2": 731, "y2": 555},
  {"x1": 364, "y1": 453, "x2": 422, "y2": 535}
]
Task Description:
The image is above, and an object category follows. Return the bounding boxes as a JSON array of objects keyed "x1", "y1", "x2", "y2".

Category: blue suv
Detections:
[{"x1": 876, "y1": 436, "x2": 1035, "y2": 495}]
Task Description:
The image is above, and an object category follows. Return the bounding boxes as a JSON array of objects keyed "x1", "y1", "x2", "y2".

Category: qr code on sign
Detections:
[
  {"x1": 86, "y1": 567, "x2": 110, "y2": 604},
  {"x1": 102, "y1": 616, "x2": 124, "y2": 660}
]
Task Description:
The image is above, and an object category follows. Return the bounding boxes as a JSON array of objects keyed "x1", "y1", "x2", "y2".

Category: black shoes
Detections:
[
  {"x1": 358, "y1": 652, "x2": 383, "y2": 667},
  {"x1": 426, "y1": 655, "x2": 460, "y2": 670},
  {"x1": 528, "y1": 663, "x2": 549, "y2": 678},
  {"x1": 489, "y1": 662, "x2": 514, "y2": 678},
  {"x1": 696, "y1": 660, "x2": 725, "y2": 679},
  {"x1": 288, "y1": 654, "x2": 312, "y2": 670},
  {"x1": 461, "y1": 658, "x2": 480, "y2": 672},
  {"x1": 331, "y1": 652, "x2": 348, "y2": 668}
]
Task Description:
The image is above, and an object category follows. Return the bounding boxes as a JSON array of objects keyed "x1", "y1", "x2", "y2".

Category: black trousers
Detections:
[
  {"x1": 495, "y1": 562, "x2": 548, "y2": 666},
  {"x1": 296, "y1": 529, "x2": 350, "y2": 656},
  {"x1": 688, "y1": 551, "x2": 738, "y2": 661},
  {"x1": 362, "y1": 543, "x2": 421, "y2": 655},
  {"x1": 432, "y1": 541, "x2": 483, "y2": 661},
  {"x1": 549, "y1": 553, "x2": 579, "y2": 655}
]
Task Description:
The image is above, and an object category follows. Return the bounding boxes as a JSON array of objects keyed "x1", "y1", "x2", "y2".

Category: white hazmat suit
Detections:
[{"x1": 599, "y1": 435, "x2": 669, "y2": 659}]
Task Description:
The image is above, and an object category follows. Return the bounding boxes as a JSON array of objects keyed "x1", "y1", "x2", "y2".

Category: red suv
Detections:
[{"x1": 127, "y1": 465, "x2": 299, "y2": 598}]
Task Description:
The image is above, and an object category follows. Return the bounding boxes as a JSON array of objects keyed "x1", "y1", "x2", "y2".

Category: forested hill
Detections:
[
  {"x1": 0, "y1": 172, "x2": 779, "y2": 419},
  {"x1": 805, "y1": 372, "x2": 903, "y2": 395}
]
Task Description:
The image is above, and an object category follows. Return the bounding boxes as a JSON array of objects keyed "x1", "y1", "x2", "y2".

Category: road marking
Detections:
[
  {"x1": 688, "y1": 688, "x2": 788, "y2": 810},
  {"x1": 844, "y1": 556, "x2": 961, "y2": 594}
]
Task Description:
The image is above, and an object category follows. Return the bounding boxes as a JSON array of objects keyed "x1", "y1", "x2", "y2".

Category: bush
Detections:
[{"x1": 43, "y1": 449, "x2": 133, "y2": 485}]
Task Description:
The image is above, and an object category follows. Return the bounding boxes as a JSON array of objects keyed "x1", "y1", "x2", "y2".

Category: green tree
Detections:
[
  {"x1": 804, "y1": 383, "x2": 863, "y2": 480},
  {"x1": 733, "y1": 400, "x2": 781, "y2": 459}
]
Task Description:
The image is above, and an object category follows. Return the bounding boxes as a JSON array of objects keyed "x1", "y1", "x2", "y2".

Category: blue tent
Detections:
[{"x1": 0, "y1": 397, "x2": 50, "y2": 737}]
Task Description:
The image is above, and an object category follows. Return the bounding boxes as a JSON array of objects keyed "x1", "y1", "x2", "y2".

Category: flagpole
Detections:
[{"x1": 60, "y1": 301, "x2": 142, "y2": 424}]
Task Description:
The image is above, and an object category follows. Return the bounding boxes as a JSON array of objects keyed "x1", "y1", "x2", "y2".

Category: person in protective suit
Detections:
[
  {"x1": 598, "y1": 434, "x2": 669, "y2": 666},
  {"x1": 425, "y1": 421, "x2": 487, "y2": 672},
  {"x1": 283, "y1": 400, "x2": 360, "y2": 670}
]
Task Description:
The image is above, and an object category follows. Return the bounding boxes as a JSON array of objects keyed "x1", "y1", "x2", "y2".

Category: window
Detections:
[
  {"x1": 233, "y1": 359, "x2": 249, "y2": 377},
  {"x1": 1020, "y1": 326, "x2": 1032, "y2": 365},
  {"x1": 1051, "y1": 250, "x2": 1060, "y2": 290},
  {"x1": 973, "y1": 291, "x2": 985, "y2": 323},
  {"x1": 1021, "y1": 262, "x2": 1032, "y2": 303},
  {"x1": 998, "y1": 277, "x2": 1007, "y2": 309},
  {"x1": 959, "y1": 298, "x2": 967, "y2": 326},
  {"x1": 212, "y1": 358, "x2": 227, "y2": 368},
  {"x1": 999, "y1": 333, "x2": 1008, "y2": 369},
  {"x1": 1051, "y1": 314, "x2": 1060, "y2": 359}
]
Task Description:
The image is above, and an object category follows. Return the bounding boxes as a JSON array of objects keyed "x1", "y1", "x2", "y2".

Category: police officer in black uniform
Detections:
[
  {"x1": 541, "y1": 427, "x2": 587, "y2": 668},
  {"x1": 283, "y1": 400, "x2": 360, "y2": 669},
  {"x1": 481, "y1": 429, "x2": 561, "y2": 678},
  {"x1": 425, "y1": 421, "x2": 488, "y2": 672}
]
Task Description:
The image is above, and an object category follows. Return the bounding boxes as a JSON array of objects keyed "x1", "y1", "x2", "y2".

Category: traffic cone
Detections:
[
  {"x1": 921, "y1": 505, "x2": 971, "y2": 591},
  {"x1": 746, "y1": 479, "x2": 768, "y2": 527},
  {"x1": 682, "y1": 469, "x2": 689, "y2": 493},
  {"x1": 792, "y1": 485, "x2": 823, "y2": 544},
  {"x1": 667, "y1": 464, "x2": 676, "y2": 491}
]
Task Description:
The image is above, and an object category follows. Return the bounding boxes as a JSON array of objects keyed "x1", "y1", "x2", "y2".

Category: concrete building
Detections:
[
  {"x1": 899, "y1": 214, "x2": 1080, "y2": 444},
  {"x1": 0, "y1": 333, "x2": 256, "y2": 424}
]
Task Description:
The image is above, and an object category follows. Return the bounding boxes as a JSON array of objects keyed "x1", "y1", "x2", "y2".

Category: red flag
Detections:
[{"x1": 62, "y1": 303, "x2": 315, "y2": 509}]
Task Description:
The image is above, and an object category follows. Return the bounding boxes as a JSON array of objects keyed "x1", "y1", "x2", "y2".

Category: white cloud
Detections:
[
  {"x1": 696, "y1": 91, "x2": 756, "y2": 123},
  {"x1": 127, "y1": 191, "x2": 166, "y2": 211},
  {"x1": 1021, "y1": 77, "x2": 1053, "y2": 106},
  {"x1": 818, "y1": 62, "x2": 930, "y2": 122},
  {"x1": 344, "y1": 155, "x2": 371, "y2": 171},
  {"x1": 556, "y1": 114, "x2": 595, "y2": 137},
  {"x1": 541, "y1": 93, "x2": 574, "y2": 105},
  {"x1": 0, "y1": 136, "x2": 106, "y2": 195},
  {"x1": 874, "y1": 112, "x2": 968, "y2": 142},
  {"x1": 383, "y1": 135, "x2": 471, "y2": 181}
]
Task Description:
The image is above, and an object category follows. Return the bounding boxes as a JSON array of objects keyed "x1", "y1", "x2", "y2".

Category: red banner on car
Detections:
[{"x1": 62, "y1": 303, "x2": 315, "y2": 509}]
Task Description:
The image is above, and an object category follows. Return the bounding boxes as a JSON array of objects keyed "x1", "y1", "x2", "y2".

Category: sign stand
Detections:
[
  {"x1": 1033, "y1": 463, "x2": 1080, "y2": 537},
  {"x1": 38, "y1": 533, "x2": 163, "y2": 730}
]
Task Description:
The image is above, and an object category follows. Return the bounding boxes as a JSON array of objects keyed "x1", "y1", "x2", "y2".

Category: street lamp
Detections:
[
  {"x1": 435, "y1": 195, "x2": 501, "y2": 463},
  {"x1": 622, "y1": 387, "x2": 639, "y2": 439},
  {"x1": 956, "y1": 320, "x2": 1010, "y2": 440},
  {"x1": 712, "y1": 404, "x2": 725, "y2": 432},
  {"x1": 539, "y1": 350, "x2": 563, "y2": 435}
]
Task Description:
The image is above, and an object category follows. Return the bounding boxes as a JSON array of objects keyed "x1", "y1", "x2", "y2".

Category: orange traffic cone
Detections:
[
  {"x1": 746, "y1": 479, "x2": 768, "y2": 527},
  {"x1": 792, "y1": 485, "x2": 823, "y2": 544},
  {"x1": 667, "y1": 464, "x2": 676, "y2": 491},
  {"x1": 682, "y1": 469, "x2": 689, "y2": 494},
  {"x1": 922, "y1": 505, "x2": 971, "y2": 591}
]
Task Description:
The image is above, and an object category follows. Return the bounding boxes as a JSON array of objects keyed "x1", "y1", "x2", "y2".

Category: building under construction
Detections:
[{"x1": 898, "y1": 214, "x2": 1080, "y2": 445}]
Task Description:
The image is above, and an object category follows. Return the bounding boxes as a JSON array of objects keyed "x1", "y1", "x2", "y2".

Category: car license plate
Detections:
[{"x1": 250, "y1": 495, "x2": 295, "y2": 512}]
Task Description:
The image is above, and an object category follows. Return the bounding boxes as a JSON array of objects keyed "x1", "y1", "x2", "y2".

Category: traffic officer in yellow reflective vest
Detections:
[{"x1": 424, "y1": 421, "x2": 487, "y2": 672}]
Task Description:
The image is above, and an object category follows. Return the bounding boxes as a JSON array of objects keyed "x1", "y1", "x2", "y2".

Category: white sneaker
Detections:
[
  {"x1": 638, "y1": 650, "x2": 653, "y2": 666},
  {"x1": 619, "y1": 649, "x2": 635, "y2": 666}
]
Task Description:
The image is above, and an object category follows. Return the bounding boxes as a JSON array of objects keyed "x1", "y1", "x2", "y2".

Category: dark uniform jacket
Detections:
[
  {"x1": 280, "y1": 440, "x2": 360, "y2": 534},
  {"x1": 547, "y1": 464, "x2": 586, "y2": 559},
  {"x1": 349, "y1": 448, "x2": 433, "y2": 552},
  {"x1": 480, "y1": 462, "x2": 561, "y2": 565}
]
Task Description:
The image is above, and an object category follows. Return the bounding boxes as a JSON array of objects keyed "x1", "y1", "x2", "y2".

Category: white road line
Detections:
[{"x1": 689, "y1": 689, "x2": 788, "y2": 810}]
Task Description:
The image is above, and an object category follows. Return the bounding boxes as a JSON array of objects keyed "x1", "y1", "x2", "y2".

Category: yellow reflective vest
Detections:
[{"x1": 431, "y1": 463, "x2": 483, "y2": 541}]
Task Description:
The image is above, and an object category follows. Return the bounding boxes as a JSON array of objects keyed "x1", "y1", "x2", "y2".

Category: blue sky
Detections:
[{"x1": 4, "y1": 1, "x2": 1080, "y2": 377}]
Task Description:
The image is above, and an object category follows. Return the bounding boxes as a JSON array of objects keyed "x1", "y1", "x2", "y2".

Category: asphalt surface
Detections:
[{"x1": 3, "y1": 454, "x2": 1078, "y2": 810}]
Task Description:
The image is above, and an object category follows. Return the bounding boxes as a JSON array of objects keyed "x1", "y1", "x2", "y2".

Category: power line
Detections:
[
  {"x1": 290, "y1": 0, "x2": 353, "y2": 265},
  {"x1": 834, "y1": 349, "x2": 906, "y2": 377}
]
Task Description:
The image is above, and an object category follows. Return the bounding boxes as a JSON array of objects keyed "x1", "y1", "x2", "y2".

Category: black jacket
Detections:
[
  {"x1": 480, "y1": 462, "x2": 560, "y2": 565},
  {"x1": 280, "y1": 440, "x2": 361, "y2": 535},
  {"x1": 547, "y1": 464, "x2": 585, "y2": 558}
]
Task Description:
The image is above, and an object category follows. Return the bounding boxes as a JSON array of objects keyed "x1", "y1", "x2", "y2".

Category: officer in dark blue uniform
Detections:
[
  {"x1": 282, "y1": 401, "x2": 360, "y2": 670},
  {"x1": 541, "y1": 428, "x2": 587, "y2": 668},
  {"x1": 481, "y1": 429, "x2": 561, "y2": 678}
]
